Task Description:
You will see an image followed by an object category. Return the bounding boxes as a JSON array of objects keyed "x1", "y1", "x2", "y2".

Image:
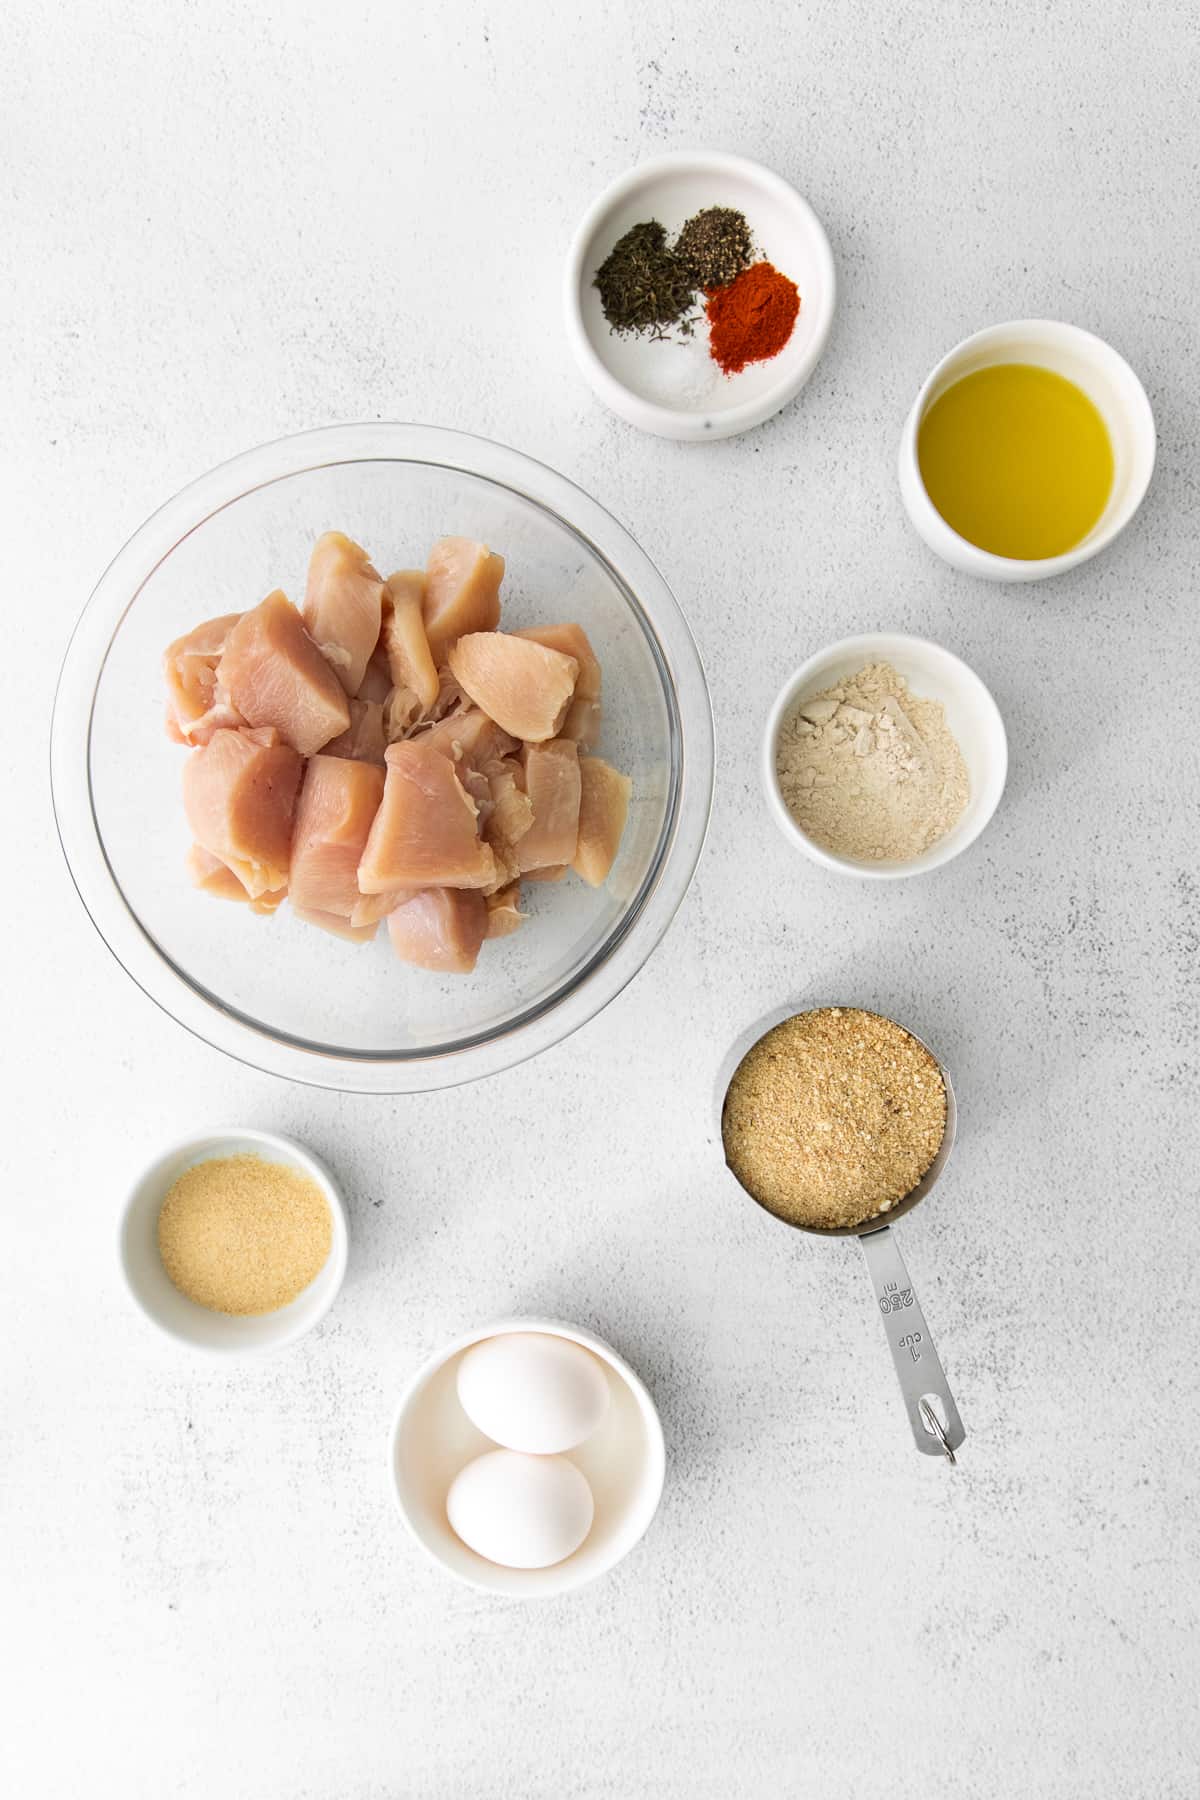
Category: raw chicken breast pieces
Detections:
[
  {"x1": 291, "y1": 906, "x2": 379, "y2": 944},
  {"x1": 514, "y1": 623, "x2": 603, "y2": 748},
  {"x1": 186, "y1": 844, "x2": 286, "y2": 914},
  {"x1": 324, "y1": 699, "x2": 386, "y2": 766},
  {"x1": 381, "y1": 571, "x2": 440, "y2": 713},
  {"x1": 290, "y1": 756, "x2": 386, "y2": 921},
  {"x1": 485, "y1": 881, "x2": 526, "y2": 939},
  {"x1": 518, "y1": 739, "x2": 581, "y2": 873},
  {"x1": 182, "y1": 725, "x2": 303, "y2": 900},
  {"x1": 164, "y1": 614, "x2": 245, "y2": 745},
  {"x1": 387, "y1": 888, "x2": 488, "y2": 974},
  {"x1": 423, "y1": 537, "x2": 504, "y2": 666},
  {"x1": 218, "y1": 590, "x2": 350, "y2": 755},
  {"x1": 358, "y1": 739, "x2": 497, "y2": 894},
  {"x1": 448, "y1": 632, "x2": 578, "y2": 743},
  {"x1": 165, "y1": 531, "x2": 631, "y2": 973},
  {"x1": 303, "y1": 532, "x2": 386, "y2": 699},
  {"x1": 573, "y1": 758, "x2": 632, "y2": 887}
]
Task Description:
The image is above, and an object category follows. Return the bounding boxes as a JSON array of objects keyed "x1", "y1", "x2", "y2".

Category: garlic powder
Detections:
[{"x1": 776, "y1": 662, "x2": 969, "y2": 862}]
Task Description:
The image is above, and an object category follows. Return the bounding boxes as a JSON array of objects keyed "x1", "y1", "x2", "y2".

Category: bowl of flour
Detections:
[{"x1": 762, "y1": 634, "x2": 1007, "y2": 878}]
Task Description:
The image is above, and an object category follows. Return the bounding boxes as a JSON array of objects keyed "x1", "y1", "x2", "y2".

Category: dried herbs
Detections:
[
  {"x1": 591, "y1": 201, "x2": 802, "y2": 377},
  {"x1": 593, "y1": 206, "x2": 755, "y2": 340},
  {"x1": 592, "y1": 220, "x2": 697, "y2": 339}
]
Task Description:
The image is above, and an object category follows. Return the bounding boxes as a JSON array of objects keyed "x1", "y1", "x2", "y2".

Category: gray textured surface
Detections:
[{"x1": 4, "y1": 1, "x2": 1199, "y2": 1795}]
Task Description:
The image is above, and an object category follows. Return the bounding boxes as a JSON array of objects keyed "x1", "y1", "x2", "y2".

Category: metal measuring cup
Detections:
[{"x1": 718, "y1": 1004, "x2": 966, "y2": 1463}]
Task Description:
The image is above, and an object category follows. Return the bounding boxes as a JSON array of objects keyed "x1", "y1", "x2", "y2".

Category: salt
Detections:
[{"x1": 637, "y1": 327, "x2": 722, "y2": 409}]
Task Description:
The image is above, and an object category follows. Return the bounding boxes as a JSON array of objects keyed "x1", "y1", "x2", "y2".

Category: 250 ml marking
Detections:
[{"x1": 879, "y1": 1283, "x2": 923, "y2": 1362}]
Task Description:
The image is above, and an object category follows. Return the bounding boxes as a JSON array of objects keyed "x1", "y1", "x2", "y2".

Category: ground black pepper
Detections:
[{"x1": 675, "y1": 206, "x2": 754, "y2": 290}]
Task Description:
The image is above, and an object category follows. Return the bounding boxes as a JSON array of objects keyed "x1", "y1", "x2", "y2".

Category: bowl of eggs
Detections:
[{"x1": 389, "y1": 1319, "x2": 665, "y2": 1597}]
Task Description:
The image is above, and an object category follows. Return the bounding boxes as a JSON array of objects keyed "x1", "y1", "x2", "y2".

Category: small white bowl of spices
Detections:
[
  {"x1": 565, "y1": 150, "x2": 836, "y2": 441},
  {"x1": 119, "y1": 1128, "x2": 349, "y2": 1354},
  {"x1": 762, "y1": 633, "x2": 1007, "y2": 879}
]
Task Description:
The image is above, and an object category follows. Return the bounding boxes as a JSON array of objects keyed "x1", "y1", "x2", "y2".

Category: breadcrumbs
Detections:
[
  {"x1": 722, "y1": 1008, "x2": 946, "y2": 1231},
  {"x1": 157, "y1": 1153, "x2": 332, "y2": 1315}
]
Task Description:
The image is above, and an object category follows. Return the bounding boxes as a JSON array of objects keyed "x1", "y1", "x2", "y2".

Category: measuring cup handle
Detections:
[{"x1": 857, "y1": 1226, "x2": 966, "y2": 1460}]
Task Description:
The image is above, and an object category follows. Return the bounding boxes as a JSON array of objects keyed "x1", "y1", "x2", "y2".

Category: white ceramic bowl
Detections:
[
  {"x1": 119, "y1": 1128, "x2": 349, "y2": 1353},
  {"x1": 564, "y1": 150, "x2": 836, "y2": 441},
  {"x1": 389, "y1": 1318, "x2": 666, "y2": 1598},
  {"x1": 898, "y1": 319, "x2": 1155, "y2": 581},
  {"x1": 762, "y1": 633, "x2": 1008, "y2": 879}
]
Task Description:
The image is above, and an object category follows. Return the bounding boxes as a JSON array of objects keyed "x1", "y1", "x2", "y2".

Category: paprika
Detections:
[{"x1": 705, "y1": 261, "x2": 801, "y2": 375}]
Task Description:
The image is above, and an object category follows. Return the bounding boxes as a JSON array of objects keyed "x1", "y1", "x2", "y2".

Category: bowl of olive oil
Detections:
[{"x1": 898, "y1": 320, "x2": 1154, "y2": 582}]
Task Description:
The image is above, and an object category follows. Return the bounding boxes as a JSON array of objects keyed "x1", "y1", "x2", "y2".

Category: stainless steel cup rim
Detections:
[{"x1": 715, "y1": 1001, "x2": 957, "y2": 1238}]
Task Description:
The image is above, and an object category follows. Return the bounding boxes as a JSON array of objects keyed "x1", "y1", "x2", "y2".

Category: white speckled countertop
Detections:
[{"x1": 4, "y1": 2, "x2": 1199, "y2": 1794}]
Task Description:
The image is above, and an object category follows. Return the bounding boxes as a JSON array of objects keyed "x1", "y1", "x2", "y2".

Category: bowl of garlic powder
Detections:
[
  {"x1": 119, "y1": 1128, "x2": 349, "y2": 1354},
  {"x1": 762, "y1": 633, "x2": 1007, "y2": 878}
]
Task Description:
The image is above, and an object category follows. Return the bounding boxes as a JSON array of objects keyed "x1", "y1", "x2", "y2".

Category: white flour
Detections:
[{"x1": 776, "y1": 662, "x2": 969, "y2": 861}]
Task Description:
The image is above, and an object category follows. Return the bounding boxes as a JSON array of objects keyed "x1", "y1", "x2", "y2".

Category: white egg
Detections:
[
  {"x1": 446, "y1": 1450, "x2": 594, "y2": 1569},
  {"x1": 456, "y1": 1331, "x2": 610, "y2": 1454}
]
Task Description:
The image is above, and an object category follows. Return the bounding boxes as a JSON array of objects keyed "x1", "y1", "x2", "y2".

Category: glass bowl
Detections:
[{"x1": 52, "y1": 424, "x2": 713, "y2": 1092}]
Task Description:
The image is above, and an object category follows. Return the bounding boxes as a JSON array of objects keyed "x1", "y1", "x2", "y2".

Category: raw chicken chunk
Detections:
[
  {"x1": 290, "y1": 755, "x2": 385, "y2": 919},
  {"x1": 217, "y1": 590, "x2": 350, "y2": 755},
  {"x1": 164, "y1": 614, "x2": 244, "y2": 745},
  {"x1": 303, "y1": 531, "x2": 385, "y2": 697},
  {"x1": 484, "y1": 881, "x2": 525, "y2": 939},
  {"x1": 559, "y1": 697, "x2": 602, "y2": 748},
  {"x1": 383, "y1": 686, "x2": 423, "y2": 743},
  {"x1": 554, "y1": 702, "x2": 600, "y2": 747},
  {"x1": 419, "y1": 706, "x2": 517, "y2": 767},
  {"x1": 573, "y1": 757, "x2": 632, "y2": 887},
  {"x1": 186, "y1": 844, "x2": 286, "y2": 914},
  {"x1": 457, "y1": 764, "x2": 493, "y2": 835},
  {"x1": 423, "y1": 537, "x2": 504, "y2": 665},
  {"x1": 186, "y1": 842, "x2": 248, "y2": 901},
  {"x1": 448, "y1": 632, "x2": 578, "y2": 743},
  {"x1": 482, "y1": 758, "x2": 534, "y2": 886},
  {"x1": 165, "y1": 530, "x2": 630, "y2": 974},
  {"x1": 182, "y1": 725, "x2": 303, "y2": 899},
  {"x1": 517, "y1": 738, "x2": 581, "y2": 873},
  {"x1": 426, "y1": 667, "x2": 470, "y2": 720},
  {"x1": 513, "y1": 622, "x2": 601, "y2": 746},
  {"x1": 349, "y1": 887, "x2": 414, "y2": 929},
  {"x1": 357, "y1": 647, "x2": 394, "y2": 703},
  {"x1": 381, "y1": 571, "x2": 439, "y2": 713},
  {"x1": 514, "y1": 622, "x2": 600, "y2": 698},
  {"x1": 357, "y1": 738, "x2": 497, "y2": 894},
  {"x1": 387, "y1": 887, "x2": 488, "y2": 974},
  {"x1": 324, "y1": 699, "x2": 386, "y2": 765},
  {"x1": 292, "y1": 905, "x2": 378, "y2": 944}
]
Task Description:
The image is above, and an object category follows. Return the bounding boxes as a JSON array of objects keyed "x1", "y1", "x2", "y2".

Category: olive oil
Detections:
[{"x1": 917, "y1": 363, "x2": 1113, "y2": 560}]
